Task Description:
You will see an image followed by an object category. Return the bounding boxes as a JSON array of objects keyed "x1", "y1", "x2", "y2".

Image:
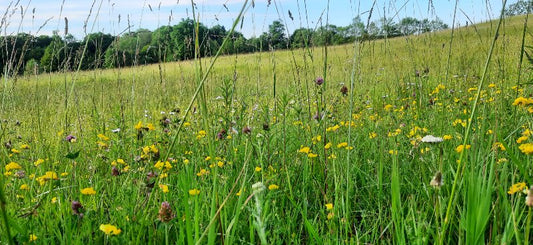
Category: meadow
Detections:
[{"x1": 2, "y1": 6, "x2": 533, "y2": 244}]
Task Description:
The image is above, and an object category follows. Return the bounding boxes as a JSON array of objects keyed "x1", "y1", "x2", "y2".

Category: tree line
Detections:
[{"x1": 0, "y1": 16, "x2": 448, "y2": 76}]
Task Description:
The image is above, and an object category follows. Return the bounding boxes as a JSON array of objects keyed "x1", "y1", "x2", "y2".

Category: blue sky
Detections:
[{"x1": 0, "y1": 0, "x2": 510, "y2": 39}]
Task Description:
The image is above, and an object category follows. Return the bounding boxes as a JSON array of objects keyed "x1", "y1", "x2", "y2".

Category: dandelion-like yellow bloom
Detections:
[
  {"x1": 134, "y1": 121, "x2": 143, "y2": 131},
  {"x1": 512, "y1": 97, "x2": 533, "y2": 106},
  {"x1": 81, "y1": 187, "x2": 96, "y2": 195},
  {"x1": 519, "y1": 143, "x2": 533, "y2": 155},
  {"x1": 5, "y1": 162, "x2": 21, "y2": 172},
  {"x1": 455, "y1": 144, "x2": 471, "y2": 153},
  {"x1": 29, "y1": 234, "x2": 37, "y2": 242},
  {"x1": 20, "y1": 144, "x2": 30, "y2": 149},
  {"x1": 99, "y1": 224, "x2": 122, "y2": 235},
  {"x1": 154, "y1": 161, "x2": 164, "y2": 170},
  {"x1": 324, "y1": 142, "x2": 332, "y2": 149},
  {"x1": 20, "y1": 184, "x2": 29, "y2": 190},
  {"x1": 34, "y1": 158, "x2": 44, "y2": 167},
  {"x1": 336, "y1": 142, "x2": 348, "y2": 148},
  {"x1": 369, "y1": 132, "x2": 377, "y2": 139},
  {"x1": 443, "y1": 135, "x2": 453, "y2": 140},
  {"x1": 268, "y1": 184, "x2": 279, "y2": 190},
  {"x1": 508, "y1": 182, "x2": 527, "y2": 194},
  {"x1": 159, "y1": 184, "x2": 169, "y2": 193},
  {"x1": 97, "y1": 134, "x2": 110, "y2": 141},
  {"x1": 325, "y1": 203, "x2": 333, "y2": 210},
  {"x1": 298, "y1": 146, "x2": 311, "y2": 154},
  {"x1": 517, "y1": 136, "x2": 529, "y2": 144},
  {"x1": 189, "y1": 189, "x2": 201, "y2": 196},
  {"x1": 255, "y1": 166, "x2": 262, "y2": 172},
  {"x1": 307, "y1": 153, "x2": 318, "y2": 158}
]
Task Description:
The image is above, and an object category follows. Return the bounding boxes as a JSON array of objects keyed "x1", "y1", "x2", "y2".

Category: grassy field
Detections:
[{"x1": 2, "y1": 10, "x2": 533, "y2": 244}]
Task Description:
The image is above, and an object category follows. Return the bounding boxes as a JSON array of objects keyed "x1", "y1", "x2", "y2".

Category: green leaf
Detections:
[{"x1": 65, "y1": 150, "x2": 80, "y2": 160}]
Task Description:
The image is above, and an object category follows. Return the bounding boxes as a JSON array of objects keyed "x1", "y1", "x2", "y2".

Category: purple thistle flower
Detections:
[
  {"x1": 65, "y1": 134, "x2": 76, "y2": 143},
  {"x1": 315, "y1": 77, "x2": 324, "y2": 86}
]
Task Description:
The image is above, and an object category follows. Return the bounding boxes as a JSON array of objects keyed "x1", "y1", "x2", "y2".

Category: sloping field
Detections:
[{"x1": 1, "y1": 14, "x2": 533, "y2": 244}]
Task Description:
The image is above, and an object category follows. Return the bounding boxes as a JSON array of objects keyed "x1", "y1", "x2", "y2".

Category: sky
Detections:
[{"x1": 0, "y1": 0, "x2": 511, "y2": 39}]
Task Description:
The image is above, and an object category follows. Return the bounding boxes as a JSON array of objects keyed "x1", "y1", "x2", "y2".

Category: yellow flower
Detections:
[
  {"x1": 307, "y1": 153, "x2": 318, "y2": 158},
  {"x1": 512, "y1": 97, "x2": 533, "y2": 106},
  {"x1": 159, "y1": 184, "x2": 169, "y2": 193},
  {"x1": 217, "y1": 161, "x2": 224, "y2": 168},
  {"x1": 81, "y1": 187, "x2": 96, "y2": 195},
  {"x1": 455, "y1": 144, "x2": 471, "y2": 153},
  {"x1": 146, "y1": 123, "x2": 155, "y2": 131},
  {"x1": 11, "y1": 148, "x2": 20, "y2": 154},
  {"x1": 369, "y1": 132, "x2": 377, "y2": 139},
  {"x1": 183, "y1": 122, "x2": 191, "y2": 127},
  {"x1": 384, "y1": 104, "x2": 393, "y2": 111},
  {"x1": 268, "y1": 184, "x2": 279, "y2": 191},
  {"x1": 325, "y1": 203, "x2": 333, "y2": 210},
  {"x1": 517, "y1": 136, "x2": 529, "y2": 144},
  {"x1": 204, "y1": 156, "x2": 212, "y2": 161},
  {"x1": 493, "y1": 142, "x2": 506, "y2": 151},
  {"x1": 189, "y1": 189, "x2": 200, "y2": 196},
  {"x1": 255, "y1": 166, "x2": 262, "y2": 172},
  {"x1": 519, "y1": 143, "x2": 533, "y2": 155},
  {"x1": 326, "y1": 125, "x2": 340, "y2": 132},
  {"x1": 488, "y1": 83, "x2": 496, "y2": 88},
  {"x1": 298, "y1": 146, "x2": 311, "y2": 154},
  {"x1": 97, "y1": 134, "x2": 110, "y2": 141},
  {"x1": 20, "y1": 184, "x2": 29, "y2": 190},
  {"x1": 150, "y1": 145, "x2": 159, "y2": 154},
  {"x1": 34, "y1": 158, "x2": 44, "y2": 167},
  {"x1": 443, "y1": 135, "x2": 453, "y2": 140},
  {"x1": 154, "y1": 161, "x2": 164, "y2": 170},
  {"x1": 134, "y1": 121, "x2": 143, "y2": 131},
  {"x1": 337, "y1": 142, "x2": 348, "y2": 148},
  {"x1": 5, "y1": 162, "x2": 22, "y2": 172},
  {"x1": 20, "y1": 144, "x2": 30, "y2": 149},
  {"x1": 324, "y1": 142, "x2": 332, "y2": 149},
  {"x1": 29, "y1": 234, "x2": 37, "y2": 242},
  {"x1": 99, "y1": 224, "x2": 122, "y2": 235},
  {"x1": 196, "y1": 130, "x2": 207, "y2": 139},
  {"x1": 51, "y1": 197, "x2": 57, "y2": 203},
  {"x1": 508, "y1": 182, "x2": 527, "y2": 194},
  {"x1": 183, "y1": 159, "x2": 190, "y2": 165},
  {"x1": 388, "y1": 150, "x2": 398, "y2": 155}
]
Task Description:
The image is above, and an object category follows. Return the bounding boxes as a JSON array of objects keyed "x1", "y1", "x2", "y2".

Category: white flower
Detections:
[{"x1": 421, "y1": 135, "x2": 443, "y2": 143}]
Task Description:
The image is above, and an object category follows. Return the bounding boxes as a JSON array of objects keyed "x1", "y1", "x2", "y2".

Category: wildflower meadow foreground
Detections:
[{"x1": 3, "y1": 1, "x2": 533, "y2": 244}]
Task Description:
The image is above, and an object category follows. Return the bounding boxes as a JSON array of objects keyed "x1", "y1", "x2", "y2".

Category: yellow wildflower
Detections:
[
  {"x1": 519, "y1": 143, "x2": 533, "y2": 155},
  {"x1": 134, "y1": 121, "x2": 143, "y2": 131},
  {"x1": 34, "y1": 159, "x2": 44, "y2": 167},
  {"x1": 99, "y1": 224, "x2": 121, "y2": 235},
  {"x1": 298, "y1": 146, "x2": 311, "y2": 154},
  {"x1": 5, "y1": 162, "x2": 21, "y2": 172},
  {"x1": 159, "y1": 184, "x2": 169, "y2": 193},
  {"x1": 337, "y1": 142, "x2": 348, "y2": 148},
  {"x1": 268, "y1": 184, "x2": 279, "y2": 190},
  {"x1": 80, "y1": 187, "x2": 96, "y2": 195},
  {"x1": 20, "y1": 184, "x2": 29, "y2": 190},
  {"x1": 508, "y1": 182, "x2": 527, "y2": 194},
  {"x1": 325, "y1": 203, "x2": 333, "y2": 210},
  {"x1": 455, "y1": 144, "x2": 471, "y2": 153},
  {"x1": 29, "y1": 234, "x2": 37, "y2": 242},
  {"x1": 97, "y1": 134, "x2": 110, "y2": 141},
  {"x1": 517, "y1": 136, "x2": 529, "y2": 144},
  {"x1": 443, "y1": 135, "x2": 453, "y2": 140},
  {"x1": 255, "y1": 166, "x2": 262, "y2": 172},
  {"x1": 189, "y1": 189, "x2": 200, "y2": 196},
  {"x1": 324, "y1": 142, "x2": 332, "y2": 149}
]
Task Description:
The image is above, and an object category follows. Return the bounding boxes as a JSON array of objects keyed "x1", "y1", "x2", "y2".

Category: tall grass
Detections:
[{"x1": 1, "y1": 0, "x2": 533, "y2": 244}]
